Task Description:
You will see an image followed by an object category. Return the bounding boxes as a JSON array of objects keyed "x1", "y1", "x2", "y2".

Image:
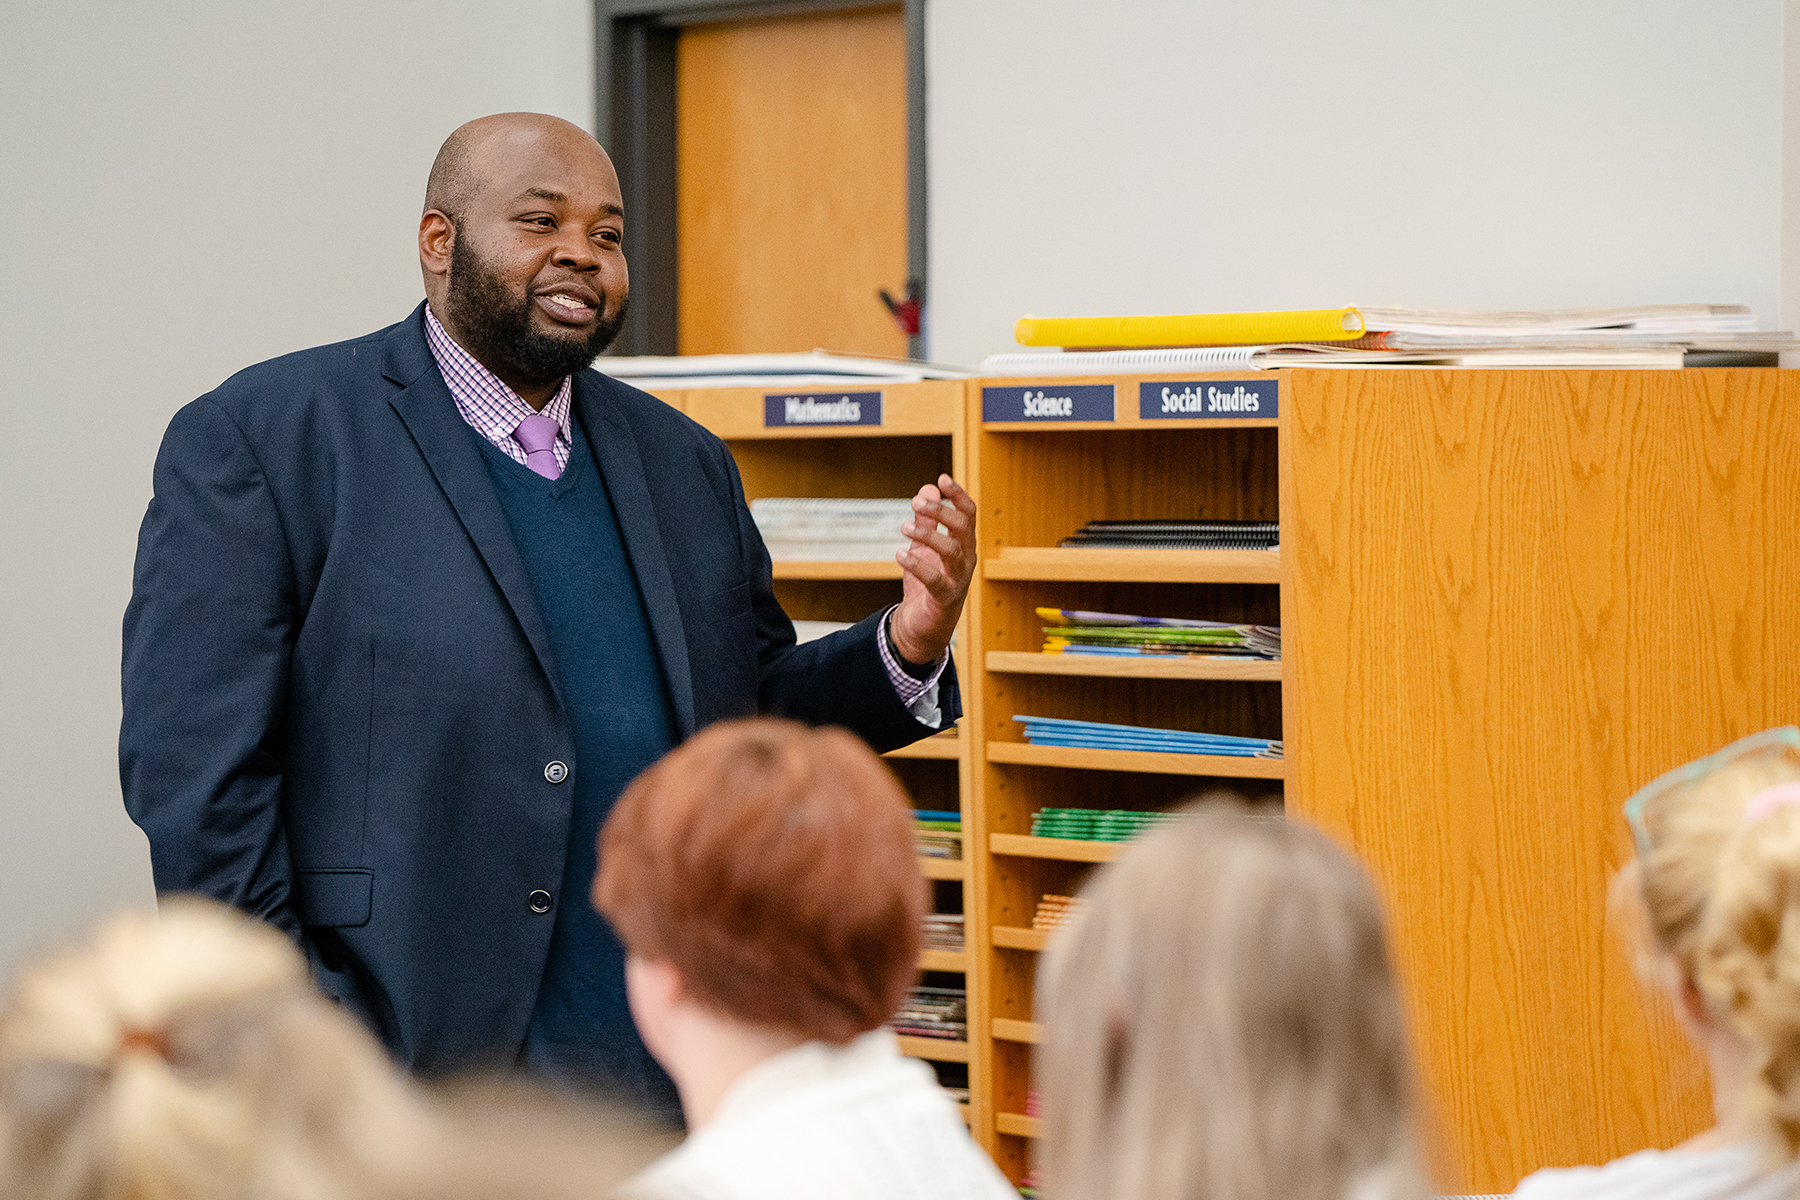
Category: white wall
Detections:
[
  {"x1": 1786, "y1": 0, "x2": 1800, "y2": 351},
  {"x1": 0, "y1": 0, "x2": 1792, "y2": 983},
  {"x1": 927, "y1": 0, "x2": 1784, "y2": 367},
  {"x1": 0, "y1": 2, "x2": 593, "y2": 978}
]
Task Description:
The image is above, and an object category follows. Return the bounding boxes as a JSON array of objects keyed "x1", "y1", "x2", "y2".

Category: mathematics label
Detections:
[{"x1": 764, "y1": 392, "x2": 884, "y2": 428}]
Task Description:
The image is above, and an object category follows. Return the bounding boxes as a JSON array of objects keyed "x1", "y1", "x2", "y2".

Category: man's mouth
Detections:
[{"x1": 535, "y1": 291, "x2": 599, "y2": 324}]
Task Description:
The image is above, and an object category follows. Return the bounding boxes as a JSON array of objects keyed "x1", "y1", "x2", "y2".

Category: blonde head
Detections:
[
  {"x1": 1035, "y1": 800, "x2": 1425, "y2": 1200},
  {"x1": 1616, "y1": 728, "x2": 1800, "y2": 1161},
  {"x1": 0, "y1": 898, "x2": 435, "y2": 1200}
]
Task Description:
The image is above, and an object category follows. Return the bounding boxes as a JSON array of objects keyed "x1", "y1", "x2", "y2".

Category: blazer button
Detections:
[
  {"x1": 528, "y1": 890, "x2": 553, "y2": 914},
  {"x1": 544, "y1": 760, "x2": 569, "y2": 784}
]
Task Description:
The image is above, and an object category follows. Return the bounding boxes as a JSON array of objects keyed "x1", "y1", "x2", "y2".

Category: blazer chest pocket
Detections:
[
  {"x1": 296, "y1": 869, "x2": 373, "y2": 928},
  {"x1": 701, "y1": 581, "x2": 751, "y2": 625}
]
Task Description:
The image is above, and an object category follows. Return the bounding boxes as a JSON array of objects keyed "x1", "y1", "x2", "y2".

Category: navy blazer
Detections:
[{"x1": 120, "y1": 304, "x2": 958, "y2": 1073}]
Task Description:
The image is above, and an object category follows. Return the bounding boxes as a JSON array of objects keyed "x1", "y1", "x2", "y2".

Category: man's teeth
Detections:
[{"x1": 546, "y1": 295, "x2": 588, "y2": 310}]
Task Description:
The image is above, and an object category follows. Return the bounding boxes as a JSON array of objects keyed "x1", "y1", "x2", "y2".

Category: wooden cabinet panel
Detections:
[{"x1": 1281, "y1": 368, "x2": 1800, "y2": 1190}]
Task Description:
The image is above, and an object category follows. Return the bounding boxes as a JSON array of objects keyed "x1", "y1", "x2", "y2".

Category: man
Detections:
[{"x1": 119, "y1": 113, "x2": 974, "y2": 1116}]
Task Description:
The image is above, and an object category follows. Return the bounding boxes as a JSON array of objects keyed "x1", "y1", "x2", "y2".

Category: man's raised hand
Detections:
[{"x1": 891, "y1": 475, "x2": 977, "y2": 665}]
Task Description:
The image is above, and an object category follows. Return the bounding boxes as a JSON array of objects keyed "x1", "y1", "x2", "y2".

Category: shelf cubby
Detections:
[
  {"x1": 678, "y1": 380, "x2": 982, "y2": 1126},
  {"x1": 962, "y1": 373, "x2": 1286, "y2": 1177}
]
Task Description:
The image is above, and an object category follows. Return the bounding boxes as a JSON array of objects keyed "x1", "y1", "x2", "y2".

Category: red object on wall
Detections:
[{"x1": 879, "y1": 279, "x2": 923, "y2": 337}]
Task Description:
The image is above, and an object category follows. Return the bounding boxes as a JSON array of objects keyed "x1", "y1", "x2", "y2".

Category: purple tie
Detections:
[{"x1": 512, "y1": 413, "x2": 562, "y2": 480}]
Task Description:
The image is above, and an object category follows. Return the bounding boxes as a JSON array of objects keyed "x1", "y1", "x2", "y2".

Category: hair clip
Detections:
[{"x1": 1743, "y1": 783, "x2": 1800, "y2": 827}]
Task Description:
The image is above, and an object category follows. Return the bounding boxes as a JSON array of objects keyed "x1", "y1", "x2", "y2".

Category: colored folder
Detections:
[{"x1": 1013, "y1": 308, "x2": 1365, "y2": 348}]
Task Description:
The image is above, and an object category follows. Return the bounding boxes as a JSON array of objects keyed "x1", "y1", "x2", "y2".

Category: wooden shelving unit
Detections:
[
  {"x1": 983, "y1": 546, "x2": 1280, "y2": 583},
  {"x1": 994, "y1": 1113, "x2": 1041, "y2": 1139},
  {"x1": 661, "y1": 369, "x2": 1800, "y2": 1191},
  {"x1": 771, "y1": 560, "x2": 904, "y2": 580},
  {"x1": 672, "y1": 380, "x2": 981, "y2": 1120},
  {"x1": 988, "y1": 833, "x2": 1122, "y2": 865},
  {"x1": 964, "y1": 372, "x2": 1285, "y2": 1183}
]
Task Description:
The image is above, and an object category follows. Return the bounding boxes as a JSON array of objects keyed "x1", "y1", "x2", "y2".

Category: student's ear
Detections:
[
  {"x1": 624, "y1": 955, "x2": 685, "y2": 1061},
  {"x1": 1659, "y1": 953, "x2": 1714, "y2": 1035}
]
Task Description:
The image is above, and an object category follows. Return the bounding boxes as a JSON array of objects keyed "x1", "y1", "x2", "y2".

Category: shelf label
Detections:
[
  {"x1": 764, "y1": 391, "x2": 883, "y2": 427},
  {"x1": 1139, "y1": 379, "x2": 1278, "y2": 419},
  {"x1": 982, "y1": 384, "x2": 1115, "y2": 423}
]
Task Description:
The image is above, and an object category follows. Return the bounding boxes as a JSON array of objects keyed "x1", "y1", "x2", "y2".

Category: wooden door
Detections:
[{"x1": 675, "y1": 7, "x2": 909, "y2": 357}]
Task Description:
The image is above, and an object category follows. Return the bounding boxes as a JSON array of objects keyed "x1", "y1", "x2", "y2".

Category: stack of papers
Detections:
[
  {"x1": 750, "y1": 497, "x2": 913, "y2": 561},
  {"x1": 922, "y1": 912, "x2": 965, "y2": 951},
  {"x1": 914, "y1": 809, "x2": 962, "y2": 861},
  {"x1": 1015, "y1": 715, "x2": 1282, "y2": 758},
  {"x1": 984, "y1": 303, "x2": 1796, "y2": 374},
  {"x1": 1060, "y1": 519, "x2": 1278, "y2": 550},
  {"x1": 598, "y1": 350, "x2": 973, "y2": 391},
  {"x1": 791, "y1": 619, "x2": 853, "y2": 644},
  {"x1": 1039, "y1": 608, "x2": 1280, "y2": 659},
  {"x1": 887, "y1": 985, "x2": 967, "y2": 1041},
  {"x1": 1031, "y1": 893, "x2": 1086, "y2": 930}
]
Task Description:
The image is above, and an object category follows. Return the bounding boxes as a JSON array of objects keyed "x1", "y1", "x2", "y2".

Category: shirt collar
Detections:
[{"x1": 422, "y1": 302, "x2": 573, "y2": 448}]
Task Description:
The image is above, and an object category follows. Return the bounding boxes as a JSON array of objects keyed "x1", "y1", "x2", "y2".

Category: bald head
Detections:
[{"x1": 424, "y1": 113, "x2": 609, "y2": 227}]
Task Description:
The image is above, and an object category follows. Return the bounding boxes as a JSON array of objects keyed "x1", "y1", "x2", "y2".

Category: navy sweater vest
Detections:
[{"x1": 475, "y1": 418, "x2": 681, "y2": 1117}]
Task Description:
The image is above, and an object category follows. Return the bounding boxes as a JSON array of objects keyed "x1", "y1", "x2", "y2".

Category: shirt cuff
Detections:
[{"x1": 878, "y1": 606, "x2": 949, "y2": 724}]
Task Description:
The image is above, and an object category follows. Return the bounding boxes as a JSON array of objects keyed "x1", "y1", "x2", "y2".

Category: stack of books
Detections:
[
  {"x1": 981, "y1": 303, "x2": 1798, "y2": 374},
  {"x1": 1059, "y1": 519, "x2": 1277, "y2": 550},
  {"x1": 922, "y1": 912, "x2": 966, "y2": 951},
  {"x1": 914, "y1": 809, "x2": 962, "y2": 860},
  {"x1": 1039, "y1": 607, "x2": 1280, "y2": 659},
  {"x1": 1015, "y1": 716, "x2": 1283, "y2": 758},
  {"x1": 887, "y1": 985, "x2": 967, "y2": 1041},
  {"x1": 1031, "y1": 893, "x2": 1086, "y2": 930},
  {"x1": 598, "y1": 350, "x2": 973, "y2": 390},
  {"x1": 1030, "y1": 808, "x2": 1180, "y2": 842},
  {"x1": 791, "y1": 619, "x2": 853, "y2": 644},
  {"x1": 749, "y1": 497, "x2": 913, "y2": 561}
]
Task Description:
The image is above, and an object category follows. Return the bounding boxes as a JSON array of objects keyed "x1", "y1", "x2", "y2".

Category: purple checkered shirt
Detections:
[
  {"x1": 424, "y1": 304, "x2": 573, "y2": 473},
  {"x1": 420, "y1": 305, "x2": 947, "y2": 719}
]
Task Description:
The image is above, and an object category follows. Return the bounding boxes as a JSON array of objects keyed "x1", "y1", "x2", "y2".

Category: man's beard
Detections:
[{"x1": 445, "y1": 234, "x2": 628, "y2": 387}]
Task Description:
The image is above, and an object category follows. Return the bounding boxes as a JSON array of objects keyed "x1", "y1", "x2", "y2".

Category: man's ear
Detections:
[{"x1": 419, "y1": 210, "x2": 456, "y2": 279}]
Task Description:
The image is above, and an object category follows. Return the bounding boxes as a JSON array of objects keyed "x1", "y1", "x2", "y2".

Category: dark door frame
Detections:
[{"x1": 594, "y1": 0, "x2": 926, "y2": 357}]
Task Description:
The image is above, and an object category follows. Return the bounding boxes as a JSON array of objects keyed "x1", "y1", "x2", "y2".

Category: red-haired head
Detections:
[{"x1": 593, "y1": 717, "x2": 924, "y2": 1043}]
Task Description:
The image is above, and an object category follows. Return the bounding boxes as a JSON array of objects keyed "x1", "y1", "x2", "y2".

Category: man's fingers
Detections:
[
  {"x1": 913, "y1": 495, "x2": 971, "y2": 538},
  {"x1": 902, "y1": 520, "x2": 972, "y2": 583},
  {"x1": 936, "y1": 474, "x2": 977, "y2": 517},
  {"x1": 898, "y1": 543, "x2": 968, "y2": 609}
]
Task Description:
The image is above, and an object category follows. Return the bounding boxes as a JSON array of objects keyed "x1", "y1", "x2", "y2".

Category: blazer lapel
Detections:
[
  {"x1": 577, "y1": 375, "x2": 697, "y2": 737},
  {"x1": 381, "y1": 310, "x2": 565, "y2": 712}
]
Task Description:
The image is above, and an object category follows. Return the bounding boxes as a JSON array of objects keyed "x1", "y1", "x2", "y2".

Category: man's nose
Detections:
[{"x1": 552, "y1": 231, "x2": 599, "y2": 271}]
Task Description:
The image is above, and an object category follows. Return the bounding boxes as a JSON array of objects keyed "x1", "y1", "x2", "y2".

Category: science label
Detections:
[
  {"x1": 982, "y1": 384, "x2": 1116, "y2": 423},
  {"x1": 764, "y1": 392, "x2": 883, "y2": 428}
]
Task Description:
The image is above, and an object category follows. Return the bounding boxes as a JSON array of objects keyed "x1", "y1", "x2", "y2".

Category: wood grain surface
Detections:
[
  {"x1": 1281, "y1": 369, "x2": 1800, "y2": 1191},
  {"x1": 676, "y1": 8, "x2": 908, "y2": 356}
]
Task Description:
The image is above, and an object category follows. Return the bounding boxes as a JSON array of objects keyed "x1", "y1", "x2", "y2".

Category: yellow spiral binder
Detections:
[{"x1": 1013, "y1": 308, "x2": 1365, "y2": 348}]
